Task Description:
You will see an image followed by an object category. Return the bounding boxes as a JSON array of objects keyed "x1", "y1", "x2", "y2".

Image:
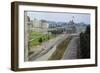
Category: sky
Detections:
[{"x1": 26, "y1": 11, "x2": 90, "y2": 24}]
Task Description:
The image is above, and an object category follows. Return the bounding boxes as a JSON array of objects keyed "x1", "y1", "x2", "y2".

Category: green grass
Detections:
[
  {"x1": 48, "y1": 36, "x2": 72, "y2": 60},
  {"x1": 29, "y1": 31, "x2": 43, "y2": 39},
  {"x1": 29, "y1": 31, "x2": 55, "y2": 48}
]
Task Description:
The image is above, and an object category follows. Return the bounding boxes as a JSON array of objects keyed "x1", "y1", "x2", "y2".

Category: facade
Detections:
[
  {"x1": 30, "y1": 19, "x2": 49, "y2": 34},
  {"x1": 66, "y1": 20, "x2": 77, "y2": 34},
  {"x1": 24, "y1": 12, "x2": 30, "y2": 61},
  {"x1": 41, "y1": 20, "x2": 49, "y2": 34},
  {"x1": 32, "y1": 18, "x2": 41, "y2": 28}
]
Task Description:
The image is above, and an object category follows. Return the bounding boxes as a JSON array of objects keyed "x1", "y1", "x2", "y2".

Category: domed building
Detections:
[{"x1": 66, "y1": 20, "x2": 77, "y2": 34}]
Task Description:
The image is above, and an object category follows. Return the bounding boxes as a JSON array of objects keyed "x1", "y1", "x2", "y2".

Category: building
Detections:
[
  {"x1": 30, "y1": 19, "x2": 49, "y2": 34},
  {"x1": 32, "y1": 18, "x2": 41, "y2": 28},
  {"x1": 66, "y1": 20, "x2": 77, "y2": 34},
  {"x1": 24, "y1": 12, "x2": 30, "y2": 61},
  {"x1": 40, "y1": 20, "x2": 49, "y2": 34}
]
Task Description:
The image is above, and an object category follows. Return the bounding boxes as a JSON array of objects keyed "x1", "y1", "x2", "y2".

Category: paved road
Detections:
[
  {"x1": 35, "y1": 34, "x2": 69, "y2": 61},
  {"x1": 29, "y1": 34, "x2": 69, "y2": 61},
  {"x1": 62, "y1": 36, "x2": 80, "y2": 59}
]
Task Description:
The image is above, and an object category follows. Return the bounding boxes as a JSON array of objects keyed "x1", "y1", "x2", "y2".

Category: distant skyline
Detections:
[{"x1": 26, "y1": 11, "x2": 90, "y2": 24}]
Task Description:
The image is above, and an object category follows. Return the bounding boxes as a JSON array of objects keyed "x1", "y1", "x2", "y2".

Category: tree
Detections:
[
  {"x1": 48, "y1": 36, "x2": 50, "y2": 40},
  {"x1": 39, "y1": 38, "x2": 43, "y2": 43},
  {"x1": 85, "y1": 25, "x2": 90, "y2": 34},
  {"x1": 80, "y1": 25, "x2": 90, "y2": 58}
]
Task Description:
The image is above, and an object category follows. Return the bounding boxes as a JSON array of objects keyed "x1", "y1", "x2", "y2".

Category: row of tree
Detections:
[{"x1": 79, "y1": 25, "x2": 90, "y2": 58}]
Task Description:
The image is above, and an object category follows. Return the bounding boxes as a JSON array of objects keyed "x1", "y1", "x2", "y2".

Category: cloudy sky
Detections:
[{"x1": 26, "y1": 11, "x2": 90, "y2": 24}]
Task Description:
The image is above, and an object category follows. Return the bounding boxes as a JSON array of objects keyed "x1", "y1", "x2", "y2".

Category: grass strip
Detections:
[
  {"x1": 48, "y1": 36, "x2": 72, "y2": 60},
  {"x1": 29, "y1": 32, "x2": 56, "y2": 48}
]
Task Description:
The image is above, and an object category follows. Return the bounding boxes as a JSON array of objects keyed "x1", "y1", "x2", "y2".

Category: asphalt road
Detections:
[
  {"x1": 62, "y1": 36, "x2": 80, "y2": 59},
  {"x1": 29, "y1": 34, "x2": 69, "y2": 61}
]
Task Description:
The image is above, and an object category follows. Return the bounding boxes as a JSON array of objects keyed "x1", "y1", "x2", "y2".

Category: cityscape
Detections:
[{"x1": 24, "y1": 11, "x2": 90, "y2": 61}]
